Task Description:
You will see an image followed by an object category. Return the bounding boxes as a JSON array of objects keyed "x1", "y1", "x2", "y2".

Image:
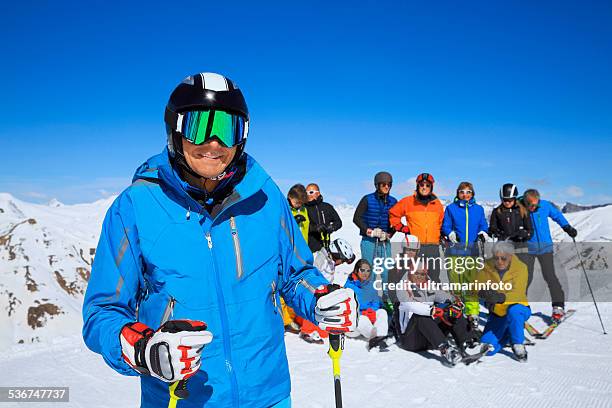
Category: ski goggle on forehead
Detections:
[{"x1": 178, "y1": 110, "x2": 248, "y2": 148}]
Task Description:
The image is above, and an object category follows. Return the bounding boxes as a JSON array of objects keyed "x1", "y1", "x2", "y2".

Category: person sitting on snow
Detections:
[
  {"x1": 396, "y1": 265, "x2": 479, "y2": 367},
  {"x1": 298, "y1": 238, "x2": 356, "y2": 344},
  {"x1": 477, "y1": 241, "x2": 531, "y2": 362},
  {"x1": 388, "y1": 234, "x2": 421, "y2": 338},
  {"x1": 344, "y1": 259, "x2": 389, "y2": 351}
]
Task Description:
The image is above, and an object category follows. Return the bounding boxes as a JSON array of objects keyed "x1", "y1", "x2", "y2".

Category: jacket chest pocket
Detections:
[{"x1": 227, "y1": 215, "x2": 279, "y2": 282}]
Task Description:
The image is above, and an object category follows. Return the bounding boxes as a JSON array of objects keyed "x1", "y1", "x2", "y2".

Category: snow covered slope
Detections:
[{"x1": 0, "y1": 301, "x2": 610, "y2": 408}]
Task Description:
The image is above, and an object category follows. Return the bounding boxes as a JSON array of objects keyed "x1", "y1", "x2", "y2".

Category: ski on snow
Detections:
[{"x1": 525, "y1": 309, "x2": 576, "y2": 340}]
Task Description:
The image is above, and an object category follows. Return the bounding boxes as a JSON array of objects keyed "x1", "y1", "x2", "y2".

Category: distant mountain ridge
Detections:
[{"x1": 562, "y1": 202, "x2": 612, "y2": 214}]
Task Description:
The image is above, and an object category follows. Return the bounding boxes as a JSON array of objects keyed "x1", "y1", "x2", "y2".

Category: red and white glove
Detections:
[
  {"x1": 367, "y1": 227, "x2": 387, "y2": 240},
  {"x1": 395, "y1": 225, "x2": 410, "y2": 234},
  {"x1": 120, "y1": 320, "x2": 213, "y2": 382},
  {"x1": 314, "y1": 284, "x2": 358, "y2": 333}
]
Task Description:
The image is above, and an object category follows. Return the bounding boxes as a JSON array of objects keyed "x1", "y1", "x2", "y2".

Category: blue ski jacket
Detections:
[
  {"x1": 526, "y1": 199, "x2": 569, "y2": 254},
  {"x1": 82, "y1": 149, "x2": 328, "y2": 407},
  {"x1": 344, "y1": 273, "x2": 381, "y2": 312},
  {"x1": 441, "y1": 198, "x2": 488, "y2": 256}
]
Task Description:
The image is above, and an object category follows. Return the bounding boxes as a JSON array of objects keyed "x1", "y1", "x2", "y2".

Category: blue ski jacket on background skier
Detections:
[
  {"x1": 344, "y1": 273, "x2": 382, "y2": 311},
  {"x1": 441, "y1": 198, "x2": 488, "y2": 256},
  {"x1": 525, "y1": 199, "x2": 569, "y2": 254},
  {"x1": 82, "y1": 149, "x2": 328, "y2": 407}
]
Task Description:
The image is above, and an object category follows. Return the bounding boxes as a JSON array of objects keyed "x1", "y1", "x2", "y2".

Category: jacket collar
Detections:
[
  {"x1": 455, "y1": 197, "x2": 476, "y2": 208},
  {"x1": 132, "y1": 148, "x2": 270, "y2": 218}
]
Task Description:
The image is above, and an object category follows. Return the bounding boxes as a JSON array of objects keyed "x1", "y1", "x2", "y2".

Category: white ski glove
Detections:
[
  {"x1": 478, "y1": 231, "x2": 489, "y2": 242},
  {"x1": 447, "y1": 231, "x2": 458, "y2": 244},
  {"x1": 120, "y1": 320, "x2": 213, "y2": 382},
  {"x1": 367, "y1": 228, "x2": 387, "y2": 240},
  {"x1": 314, "y1": 284, "x2": 359, "y2": 333}
]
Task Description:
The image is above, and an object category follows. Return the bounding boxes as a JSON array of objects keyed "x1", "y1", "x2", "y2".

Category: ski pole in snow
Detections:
[
  {"x1": 572, "y1": 238, "x2": 607, "y2": 335},
  {"x1": 328, "y1": 333, "x2": 344, "y2": 408}
]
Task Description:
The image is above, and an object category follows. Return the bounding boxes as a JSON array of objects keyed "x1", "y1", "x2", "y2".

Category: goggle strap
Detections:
[{"x1": 176, "y1": 112, "x2": 184, "y2": 132}]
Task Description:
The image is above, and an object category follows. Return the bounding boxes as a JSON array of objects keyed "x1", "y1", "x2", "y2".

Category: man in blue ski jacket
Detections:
[
  {"x1": 82, "y1": 73, "x2": 358, "y2": 408},
  {"x1": 520, "y1": 189, "x2": 577, "y2": 321},
  {"x1": 353, "y1": 171, "x2": 397, "y2": 298}
]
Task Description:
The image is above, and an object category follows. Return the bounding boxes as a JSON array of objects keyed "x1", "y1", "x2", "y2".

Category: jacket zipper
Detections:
[
  {"x1": 205, "y1": 231, "x2": 240, "y2": 407},
  {"x1": 229, "y1": 216, "x2": 244, "y2": 279},
  {"x1": 160, "y1": 296, "x2": 176, "y2": 326},
  {"x1": 464, "y1": 205, "x2": 469, "y2": 250},
  {"x1": 271, "y1": 281, "x2": 281, "y2": 315}
]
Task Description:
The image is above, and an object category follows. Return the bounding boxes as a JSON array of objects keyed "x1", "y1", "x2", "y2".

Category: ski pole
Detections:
[
  {"x1": 572, "y1": 238, "x2": 607, "y2": 334},
  {"x1": 168, "y1": 380, "x2": 189, "y2": 408},
  {"x1": 328, "y1": 333, "x2": 344, "y2": 408}
]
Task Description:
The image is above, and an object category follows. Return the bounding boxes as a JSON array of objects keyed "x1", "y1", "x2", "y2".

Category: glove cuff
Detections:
[{"x1": 120, "y1": 322, "x2": 154, "y2": 375}]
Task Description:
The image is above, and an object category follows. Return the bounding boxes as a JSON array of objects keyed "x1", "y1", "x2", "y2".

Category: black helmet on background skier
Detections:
[
  {"x1": 374, "y1": 171, "x2": 393, "y2": 187},
  {"x1": 164, "y1": 72, "x2": 249, "y2": 178},
  {"x1": 500, "y1": 183, "x2": 519, "y2": 201}
]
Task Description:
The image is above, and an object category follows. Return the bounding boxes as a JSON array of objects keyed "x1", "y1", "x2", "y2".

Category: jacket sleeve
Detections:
[
  {"x1": 547, "y1": 201, "x2": 570, "y2": 228},
  {"x1": 325, "y1": 203, "x2": 343, "y2": 232},
  {"x1": 82, "y1": 194, "x2": 144, "y2": 376},
  {"x1": 400, "y1": 300, "x2": 431, "y2": 316},
  {"x1": 506, "y1": 261, "x2": 528, "y2": 305},
  {"x1": 488, "y1": 210, "x2": 500, "y2": 238},
  {"x1": 388, "y1": 198, "x2": 406, "y2": 231},
  {"x1": 353, "y1": 196, "x2": 369, "y2": 235},
  {"x1": 441, "y1": 206, "x2": 453, "y2": 237},
  {"x1": 522, "y1": 210, "x2": 534, "y2": 240},
  {"x1": 278, "y1": 194, "x2": 329, "y2": 323},
  {"x1": 478, "y1": 206, "x2": 489, "y2": 233},
  {"x1": 307, "y1": 205, "x2": 320, "y2": 232}
]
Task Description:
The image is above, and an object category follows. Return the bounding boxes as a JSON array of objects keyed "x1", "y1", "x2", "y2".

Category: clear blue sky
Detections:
[{"x1": 1, "y1": 1, "x2": 611, "y2": 206}]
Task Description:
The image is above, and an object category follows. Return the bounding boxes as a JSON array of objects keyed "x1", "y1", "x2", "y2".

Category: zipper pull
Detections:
[
  {"x1": 271, "y1": 281, "x2": 278, "y2": 312},
  {"x1": 206, "y1": 232, "x2": 213, "y2": 249}
]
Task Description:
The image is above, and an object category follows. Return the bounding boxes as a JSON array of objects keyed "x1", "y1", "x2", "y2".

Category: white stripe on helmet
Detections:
[{"x1": 201, "y1": 72, "x2": 229, "y2": 91}]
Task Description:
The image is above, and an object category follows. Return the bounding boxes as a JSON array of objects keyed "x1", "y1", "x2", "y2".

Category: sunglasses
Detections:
[
  {"x1": 502, "y1": 198, "x2": 515, "y2": 203},
  {"x1": 494, "y1": 256, "x2": 510, "y2": 261},
  {"x1": 359, "y1": 268, "x2": 371, "y2": 273},
  {"x1": 418, "y1": 182, "x2": 432, "y2": 188},
  {"x1": 458, "y1": 189, "x2": 473, "y2": 195},
  {"x1": 413, "y1": 272, "x2": 428, "y2": 277},
  {"x1": 378, "y1": 183, "x2": 391, "y2": 188},
  {"x1": 307, "y1": 190, "x2": 319, "y2": 195}
]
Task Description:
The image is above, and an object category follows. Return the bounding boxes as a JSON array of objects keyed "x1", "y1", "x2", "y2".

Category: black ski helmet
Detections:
[
  {"x1": 164, "y1": 72, "x2": 249, "y2": 174},
  {"x1": 374, "y1": 171, "x2": 393, "y2": 187},
  {"x1": 500, "y1": 183, "x2": 519, "y2": 200}
]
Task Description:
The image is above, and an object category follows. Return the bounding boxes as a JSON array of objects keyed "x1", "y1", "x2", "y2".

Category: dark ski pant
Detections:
[
  {"x1": 481, "y1": 304, "x2": 531, "y2": 355},
  {"x1": 398, "y1": 314, "x2": 471, "y2": 352},
  {"x1": 524, "y1": 252, "x2": 565, "y2": 308}
]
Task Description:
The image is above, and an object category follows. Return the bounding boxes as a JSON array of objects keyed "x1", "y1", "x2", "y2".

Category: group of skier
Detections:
[
  {"x1": 345, "y1": 170, "x2": 579, "y2": 364},
  {"x1": 82, "y1": 72, "x2": 581, "y2": 407}
]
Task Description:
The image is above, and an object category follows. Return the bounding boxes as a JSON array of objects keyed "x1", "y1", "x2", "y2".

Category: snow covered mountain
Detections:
[
  {"x1": 0, "y1": 193, "x2": 114, "y2": 349},
  {"x1": 1, "y1": 193, "x2": 610, "y2": 349}
]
